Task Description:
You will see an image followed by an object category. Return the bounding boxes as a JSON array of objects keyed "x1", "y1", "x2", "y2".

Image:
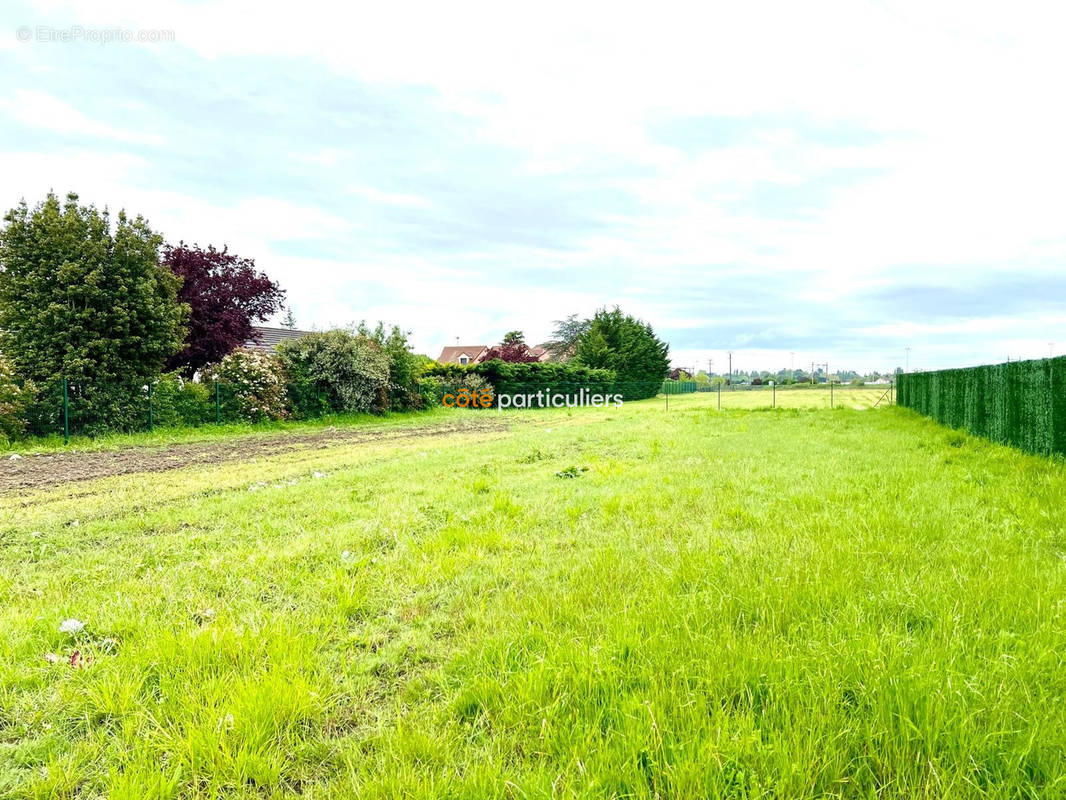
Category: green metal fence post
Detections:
[
  {"x1": 148, "y1": 381, "x2": 153, "y2": 433},
  {"x1": 215, "y1": 380, "x2": 221, "y2": 425},
  {"x1": 772, "y1": 381, "x2": 776, "y2": 408},
  {"x1": 63, "y1": 378, "x2": 69, "y2": 445}
]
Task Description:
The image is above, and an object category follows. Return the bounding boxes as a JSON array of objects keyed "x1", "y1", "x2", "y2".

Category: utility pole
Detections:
[
  {"x1": 905, "y1": 347, "x2": 911, "y2": 373},
  {"x1": 707, "y1": 358, "x2": 713, "y2": 376},
  {"x1": 728, "y1": 351, "x2": 733, "y2": 386},
  {"x1": 789, "y1": 351, "x2": 794, "y2": 382}
]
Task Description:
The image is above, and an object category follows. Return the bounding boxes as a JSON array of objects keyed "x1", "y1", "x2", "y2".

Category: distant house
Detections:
[
  {"x1": 437, "y1": 343, "x2": 553, "y2": 365},
  {"x1": 244, "y1": 325, "x2": 313, "y2": 353},
  {"x1": 668, "y1": 368, "x2": 692, "y2": 380},
  {"x1": 437, "y1": 345, "x2": 489, "y2": 366}
]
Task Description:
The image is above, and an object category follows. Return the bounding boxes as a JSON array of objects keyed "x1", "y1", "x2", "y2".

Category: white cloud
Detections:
[
  {"x1": 4, "y1": 0, "x2": 1066, "y2": 370},
  {"x1": 0, "y1": 89, "x2": 164, "y2": 145}
]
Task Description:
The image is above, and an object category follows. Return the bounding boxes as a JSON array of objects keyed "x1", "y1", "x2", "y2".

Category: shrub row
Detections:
[
  {"x1": 897, "y1": 356, "x2": 1066, "y2": 456},
  {"x1": 2, "y1": 329, "x2": 428, "y2": 440}
]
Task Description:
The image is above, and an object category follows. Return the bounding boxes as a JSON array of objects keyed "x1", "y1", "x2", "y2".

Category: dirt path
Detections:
[{"x1": 1, "y1": 418, "x2": 509, "y2": 493}]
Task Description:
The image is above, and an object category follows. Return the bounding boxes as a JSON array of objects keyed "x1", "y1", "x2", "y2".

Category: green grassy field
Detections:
[{"x1": 3, "y1": 394, "x2": 1065, "y2": 798}]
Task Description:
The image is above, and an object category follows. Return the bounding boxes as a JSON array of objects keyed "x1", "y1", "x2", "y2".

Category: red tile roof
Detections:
[{"x1": 437, "y1": 345, "x2": 488, "y2": 364}]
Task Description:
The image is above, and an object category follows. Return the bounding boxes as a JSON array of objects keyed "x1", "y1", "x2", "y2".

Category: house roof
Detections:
[
  {"x1": 244, "y1": 326, "x2": 314, "y2": 352},
  {"x1": 437, "y1": 345, "x2": 488, "y2": 364}
]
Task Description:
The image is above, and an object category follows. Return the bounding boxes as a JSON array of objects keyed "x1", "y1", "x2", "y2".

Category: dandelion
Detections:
[{"x1": 59, "y1": 618, "x2": 85, "y2": 634}]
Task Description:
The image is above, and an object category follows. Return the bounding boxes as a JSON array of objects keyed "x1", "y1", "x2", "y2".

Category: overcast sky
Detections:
[{"x1": 3, "y1": 1, "x2": 1065, "y2": 373}]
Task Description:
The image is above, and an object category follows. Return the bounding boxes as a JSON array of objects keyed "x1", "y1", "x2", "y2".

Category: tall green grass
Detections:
[{"x1": 2, "y1": 396, "x2": 1065, "y2": 797}]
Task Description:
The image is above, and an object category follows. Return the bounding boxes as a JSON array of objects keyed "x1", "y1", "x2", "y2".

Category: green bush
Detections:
[
  {"x1": 415, "y1": 375, "x2": 446, "y2": 406},
  {"x1": 276, "y1": 330, "x2": 389, "y2": 418},
  {"x1": 203, "y1": 349, "x2": 288, "y2": 422},
  {"x1": 0, "y1": 357, "x2": 35, "y2": 442},
  {"x1": 356, "y1": 322, "x2": 423, "y2": 411},
  {"x1": 897, "y1": 357, "x2": 1066, "y2": 456},
  {"x1": 151, "y1": 373, "x2": 211, "y2": 427}
]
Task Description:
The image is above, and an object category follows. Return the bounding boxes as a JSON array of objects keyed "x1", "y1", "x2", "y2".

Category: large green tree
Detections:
[
  {"x1": 0, "y1": 192, "x2": 186, "y2": 432},
  {"x1": 573, "y1": 307, "x2": 670, "y2": 399}
]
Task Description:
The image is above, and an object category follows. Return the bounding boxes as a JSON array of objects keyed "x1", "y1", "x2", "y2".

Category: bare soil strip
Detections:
[{"x1": 0, "y1": 418, "x2": 509, "y2": 493}]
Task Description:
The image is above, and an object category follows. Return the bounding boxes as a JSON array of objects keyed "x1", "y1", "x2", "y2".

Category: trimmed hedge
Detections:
[
  {"x1": 424, "y1": 360, "x2": 619, "y2": 400},
  {"x1": 897, "y1": 357, "x2": 1066, "y2": 457}
]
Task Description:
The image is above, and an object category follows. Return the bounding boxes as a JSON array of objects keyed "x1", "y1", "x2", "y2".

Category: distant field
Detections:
[
  {"x1": 666, "y1": 385, "x2": 889, "y2": 410},
  {"x1": 3, "y1": 394, "x2": 1065, "y2": 798}
]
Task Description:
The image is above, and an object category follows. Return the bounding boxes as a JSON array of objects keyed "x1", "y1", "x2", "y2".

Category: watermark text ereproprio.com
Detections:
[{"x1": 16, "y1": 25, "x2": 176, "y2": 44}]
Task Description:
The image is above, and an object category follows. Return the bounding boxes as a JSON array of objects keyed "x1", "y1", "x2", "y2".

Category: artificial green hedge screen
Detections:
[{"x1": 897, "y1": 356, "x2": 1066, "y2": 457}]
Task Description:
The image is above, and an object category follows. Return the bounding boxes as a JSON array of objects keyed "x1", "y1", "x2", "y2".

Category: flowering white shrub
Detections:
[{"x1": 203, "y1": 348, "x2": 288, "y2": 422}]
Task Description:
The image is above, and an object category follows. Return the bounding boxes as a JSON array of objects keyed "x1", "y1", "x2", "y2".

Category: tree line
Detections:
[{"x1": 0, "y1": 192, "x2": 670, "y2": 440}]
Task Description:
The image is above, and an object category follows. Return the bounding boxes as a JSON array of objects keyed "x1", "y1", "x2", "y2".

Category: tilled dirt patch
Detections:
[{"x1": 1, "y1": 418, "x2": 509, "y2": 493}]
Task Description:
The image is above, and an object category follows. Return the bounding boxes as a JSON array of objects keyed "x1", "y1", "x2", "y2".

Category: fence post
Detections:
[
  {"x1": 63, "y1": 377, "x2": 69, "y2": 445},
  {"x1": 148, "y1": 381, "x2": 153, "y2": 433},
  {"x1": 718, "y1": 382, "x2": 721, "y2": 410},
  {"x1": 215, "y1": 380, "x2": 221, "y2": 425},
  {"x1": 772, "y1": 382, "x2": 776, "y2": 408},
  {"x1": 830, "y1": 381, "x2": 834, "y2": 408}
]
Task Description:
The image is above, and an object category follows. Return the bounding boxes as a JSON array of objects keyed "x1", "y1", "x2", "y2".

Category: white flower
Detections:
[
  {"x1": 59, "y1": 618, "x2": 85, "y2": 634},
  {"x1": 341, "y1": 550, "x2": 353, "y2": 562}
]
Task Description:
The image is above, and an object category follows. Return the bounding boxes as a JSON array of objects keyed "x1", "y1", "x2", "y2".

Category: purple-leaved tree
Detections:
[{"x1": 163, "y1": 243, "x2": 285, "y2": 375}]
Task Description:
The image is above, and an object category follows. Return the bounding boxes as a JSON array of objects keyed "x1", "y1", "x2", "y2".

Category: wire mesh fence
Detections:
[
  {"x1": 26, "y1": 376, "x2": 896, "y2": 444},
  {"x1": 28, "y1": 377, "x2": 266, "y2": 443},
  {"x1": 661, "y1": 380, "x2": 895, "y2": 405}
]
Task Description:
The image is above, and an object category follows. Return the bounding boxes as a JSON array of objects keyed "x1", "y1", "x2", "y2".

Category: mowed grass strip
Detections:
[{"x1": 2, "y1": 396, "x2": 1066, "y2": 798}]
